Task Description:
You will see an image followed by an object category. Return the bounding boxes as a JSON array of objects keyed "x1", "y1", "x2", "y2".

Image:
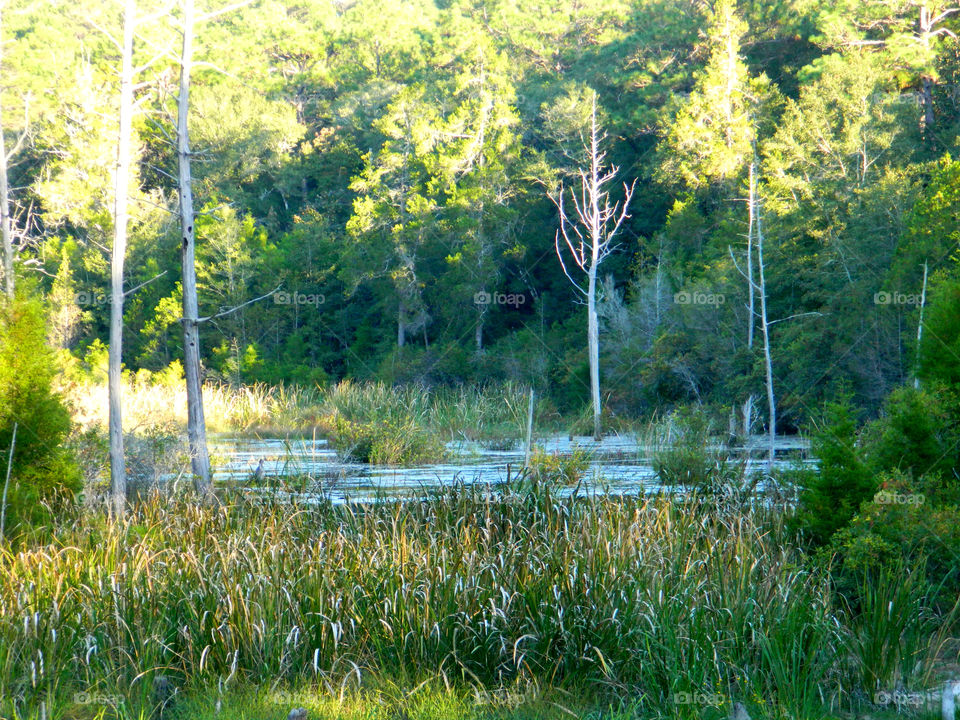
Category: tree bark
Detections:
[
  {"x1": 109, "y1": 0, "x2": 136, "y2": 514},
  {"x1": 755, "y1": 189, "x2": 776, "y2": 470},
  {"x1": 0, "y1": 6, "x2": 14, "y2": 299},
  {"x1": 588, "y1": 263, "x2": 601, "y2": 440},
  {"x1": 742, "y1": 157, "x2": 757, "y2": 438},
  {"x1": 552, "y1": 95, "x2": 634, "y2": 442},
  {"x1": 915, "y1": 260, "x2": 928, "y2": 389},
  {"x1": 178, "y1": 0, "x2": 213, "y2": 498}
]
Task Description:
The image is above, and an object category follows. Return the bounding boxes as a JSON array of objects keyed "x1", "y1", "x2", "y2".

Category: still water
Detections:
[{"x1": 206, "y1": 434, "x2": 812, "y2": 504}]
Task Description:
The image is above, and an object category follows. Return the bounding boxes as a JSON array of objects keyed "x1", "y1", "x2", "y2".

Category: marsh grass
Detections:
[
  {"x1": 68, "y1": 380, "x2": 531, "y2": 444},
  {"x1": 1, "y1": 489, "x2": 954, "y2": 720}
]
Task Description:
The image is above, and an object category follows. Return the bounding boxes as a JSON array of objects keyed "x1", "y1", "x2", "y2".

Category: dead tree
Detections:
[
  {"x1": 552, "y1": 95, "x2": 636, "y2": 441},
  {"x1": 108, "y1": 0, "x2": 137, "y2": 515},
  {"x1": 0, "y1": 4, "x2": 29, "y2": 300},
  {"x1": 176, "y1": 0, "x2": 213, "y2": 498}
]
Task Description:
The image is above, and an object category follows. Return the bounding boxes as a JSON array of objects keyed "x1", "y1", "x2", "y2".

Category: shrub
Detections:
[
  {"x1": 319, "y1": 411, "x2": 445, "y2": 465},
  {"x1": 792, "y1": 397, "x2": 876, "y2": 546},
  {"x1": 524, "y1": 446, "x2": 590, "y2": 487},
  {"x1": 916, "y1": 275, "x2": 960, "y2": 387},
  {"x1": 652, "y1": 410, "x2": 736, "y2": 493},
  {"x1": 861, "y1": 384, "x2": 960, "y2": 478},
  {"x1": 0, "y1": 294, "x2": 81, "y2": 538},
  {"x1": 832, "y1": 469, "x2": 960, "y2": 612}
]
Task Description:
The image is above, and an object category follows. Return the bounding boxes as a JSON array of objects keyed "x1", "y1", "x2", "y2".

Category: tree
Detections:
[
  {"x1": 657, "y1": 0, "x2": 757, "y2": 189},
  {"x1": 430, "y1": 34, "x2": 523, "y2": 353},
  {"x1": 347, "y1": 87, "x2": 439, "y2": 349},
  {"x1": 552, "y1": 94, "x2": 635, "y2": 440},
  {"x1": 0, "y1": 3, "x2": 29, "y2": 299},
  {"x1": 176, "y1": 0, "x2": 212, "y2": 498},
  {"x1": 657, "y1": 0, "x2": 777, "y2": 438},
  {"x1": 0, "y1": 291, "x2": 81, "y2": 539},
  {"x1": 108, "y1": 0, "x2": 136, "y2": 515}
]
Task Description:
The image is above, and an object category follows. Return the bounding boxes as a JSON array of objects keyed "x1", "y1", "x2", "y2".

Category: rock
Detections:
[
  {"x1": 729, "y1": 703, "x2": 752, "y2": 720},
  {"x1": 287, "y1": 709, "x2": 308, "y2": 720}
]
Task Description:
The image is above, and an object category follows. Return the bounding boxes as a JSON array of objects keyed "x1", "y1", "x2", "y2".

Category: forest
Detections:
[
  {"x1": 4, "y1": 0, "x2": 959, "y2": 428},
  {"x1": 4, "y1": 1, "x2": 960, "y2": 719}
]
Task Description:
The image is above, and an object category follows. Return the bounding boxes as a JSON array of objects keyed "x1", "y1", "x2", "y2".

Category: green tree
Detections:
[{"x1": 0, "y1": 292, "x2": 81, "y2": 539}]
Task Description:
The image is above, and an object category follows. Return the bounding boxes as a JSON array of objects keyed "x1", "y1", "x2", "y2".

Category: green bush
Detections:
[
  {"x1": 917, "y1": 275, "x2": 960, "y2": 387},
  {"x1": 524, "y1": 446, "x2": 590, "y2": 487},
  {"x1": 319, "y1": 411, "x2": 446, "y2": 465},
  {"x1": 0, "y1": 294, "x2": 81, "y2": 538},
  {"x1": 861, "y1": 384, "x2": 960, "y2": 478},
  {"x1": 831, "y1": 469, "x2": 960, "y2": 612},
  {"x1": 792, "y1": 397, "x2": 876, "y2": 546},
  {"x1": 652, "y1": 411, "x2": 736, "y2": 493}
]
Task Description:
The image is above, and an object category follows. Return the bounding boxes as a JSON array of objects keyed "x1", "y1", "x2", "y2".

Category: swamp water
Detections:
[{"x1": 207, "y1": 434, "x2": 812, "y2": 504}]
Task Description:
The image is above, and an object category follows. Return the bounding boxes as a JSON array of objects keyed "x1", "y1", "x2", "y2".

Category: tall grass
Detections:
[
  {"x1": 1, "y1": 491, "x2": 952, "y2": 719},
  {"x1": 68, "y1": 380, "x2": 530, "y2": 440}
]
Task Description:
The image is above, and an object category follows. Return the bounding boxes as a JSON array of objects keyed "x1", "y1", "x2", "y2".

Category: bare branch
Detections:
[
  {"x1": 124, "y1": 270, "x2": 168, "y2": 298},
  {"x1": 196, "y1": 285, "x2": 281, "y2": 324},
  {"x1": 197, "y1": 0, "x2": 256, "y2": 23}
]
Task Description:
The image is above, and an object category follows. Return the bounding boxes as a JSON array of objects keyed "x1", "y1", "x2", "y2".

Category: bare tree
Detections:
[
  {"x1": 0, "y1": 4, "x2": 29, "y2": 300},
  {"x1": 108, "y1": 0, "x2": 137, "y2": 515},
  {"x1": 176, "y1": 0, "x2": 213, "y2": 498},
  {"x1": 175, "y1": 0, "x2": 258, "y2": 498},
  {"x1": 754, "y1": 187, "x2": 776, "y2": 469},
  {"x1": 552, "y1": 95, "x2": 636, "y2": 440},
  {"x1": 741, "y1": 157, "x2": 757, "y2": 438}
]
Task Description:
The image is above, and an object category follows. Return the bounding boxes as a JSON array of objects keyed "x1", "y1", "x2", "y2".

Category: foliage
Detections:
[
  {"x1": 0, "y1": 294, "x2": 81, "y2": 538},
  {"x1": 861, "y1": 384, "x2": 960, "y2": 479},
  {"x1": 651, "y1": 411, "x2": 738, "y2": 493},
  {"x1": 4, "y1": 491, "x2": 950, "y2": 719},
  {"x1": 832, "y1": 469, "x2": 960, "y2": 613},
  {"x1": 7, "y1": 0, "x2": 958, "y2": 421},
  {"x1": 319, "y1": 411, "x2": 446, "y2": 465},
  {"x1": 523, "y1": 446, "x2": 590, "y2": 487},
  {"x1": 792, "y1": 396, "x2": 876, "y2": 546},
  {"x1": 917, "y1": 275, "x2": 960, "y2": 388}
]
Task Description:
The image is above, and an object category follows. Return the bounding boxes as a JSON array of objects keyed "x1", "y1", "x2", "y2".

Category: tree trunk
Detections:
[
  {"x1": 397, "y1": 302, "x2": 406, "y2": 347},
  {"x1": 588, "y1": 263, "x2": 601, "y2": 440},
  {"x1": 922, "y1": 75, "x2": 935, "y2": 137},
  {"x1": 475, "y1": 303, "x2": 485, "y2": 353},
  {"x1": 915, "y1": 260, "x2": 928, "y2": 389},
  {"x1": 0, "y1": 6, "x2": 13, "y2": 299},
  {"x1": 178, "y1": 0, "x2": 212, "y2": 498},
  {"x1": 742, "y1": 158, "x2": 757, "y2": 438},
  {"x1": 109, "y1": 0, "x2": 136, "y2": 515},
  {"x1": 755, "y1": 191, "x2": 776, "y2": 470}
]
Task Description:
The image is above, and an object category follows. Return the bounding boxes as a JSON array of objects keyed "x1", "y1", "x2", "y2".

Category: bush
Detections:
[
  {"x1": 0, "y1": 294, "x2": 81, "y2": 538},
  {"x1": 652, "y1": 410, "x2": 737, "y2": 493},
  {"x1": 831, "y1": 469, "x2": 960, "y2": 612},
  {"x1": 319, "y1": 411, "x2": 446, "y2": 465},
  {"x1": 524, "y1": 446, "x2": 590, "y2": 487},
  {"x1": 861, "y1": 384, "x2": 960, "y2": 479},
  {"x1": 792, "y1": 397, "x2": 876, "y2": 546},
  {"x1": 917, "y1": 275, "x2": 960, "y2": 386}
]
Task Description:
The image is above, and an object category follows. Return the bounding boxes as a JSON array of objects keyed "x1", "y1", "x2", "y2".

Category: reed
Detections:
[
  {"x1": 67, "y1": 380, "x2": 530, "y2": 441},
  {"x1": 1, "y1": 489, "x2": 952, "y2": 719}
]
